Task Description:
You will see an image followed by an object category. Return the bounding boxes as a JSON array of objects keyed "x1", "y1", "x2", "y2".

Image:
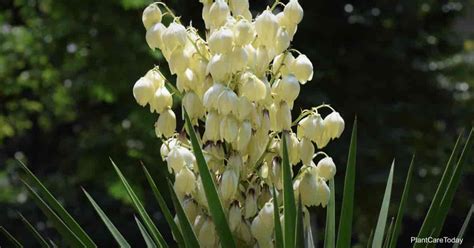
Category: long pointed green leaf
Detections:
[
  {"x1": 83, "y1": 189, "x2": 131, "y2": 248},
  {"x1": 272, "y1": 186, "x2": 283, "y2": 248},
  {"x1": 142, "y1": 165, "x2": 185, "y2": 247},
  {"x1": 453, "y1": 204, "x2": 474, "y2": 248},
  {"x1": 389, "y1": 156, "x2": 415, "y2": 248},
  {"x1": 110, "y1": 159, "x2": 168, "y2": 248},
  {"x1": 383, "y1": 217, "x2": 394, "y2": 248},
  {"x1": 183, "y1": 109, "x2": 236, "y2": 248},
  {"x1": 17, "y1": 161, "x2": 96, "y2": 247},
  {"x1": 18, "y1": 213, "x2": 50, "y2": 248},
  {"x1": 415, "y1": 131, "x2": 464, "y2": 243},
  {"x1": 21, "y1": 180, "x2": 84, "y2": 247},
  {"x1": 135, "y1": 216, "x2": 157, "y2": 248},
  {"x1": 372, "y1": 161, "x2": 395, "y2": 248},
  {"x1": 336, "y1": 118, "x2": 357, "y2": 248},
  {"x1": 281, "y1": 133, "x2": 297, "y2": 248},
  {"x1": 295, "y1": 197, "x2": 305, "y2": 248},
  {"x1": 430, "y1": 128, "x2": 473, "y2": 240},
  {"x1": 0, "y1": 226, "x2": 23, "y2": 248},
  {"x1": 167, "y1": 180, "x2": 200, "y2": 248},
  {"x1": 324, "y1": 179, "x2": 336, "y2": 248}
]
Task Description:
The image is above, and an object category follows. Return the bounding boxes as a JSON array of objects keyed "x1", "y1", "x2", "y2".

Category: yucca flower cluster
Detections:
[{"x1": 133, "y1": 0, "x2": 345, "y2": 247}]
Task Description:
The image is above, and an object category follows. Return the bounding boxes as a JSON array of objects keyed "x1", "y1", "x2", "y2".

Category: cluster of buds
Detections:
[{"x1": 133, "y1": 0, "x2": 345, "y2": 247}]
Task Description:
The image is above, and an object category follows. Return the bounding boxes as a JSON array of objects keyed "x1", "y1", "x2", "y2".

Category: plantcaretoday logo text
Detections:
[{"x1": 410, "y1": 236, "x2": 463, "y2": 245}]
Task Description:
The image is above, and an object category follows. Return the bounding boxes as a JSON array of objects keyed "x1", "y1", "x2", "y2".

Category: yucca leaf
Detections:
[
  {"x1": 430, "y1": 128, "x2": 473, "y2": 240},
  {"x1": 389, "y1": 155, "x2": 415, "y2": 248},
  {"x1": 110, "y1": 159, "x2": 168, "y2": 248},
  {"x1": 272, "y1": 186, "x2": 284, "y2": 248},
  {"x1": 372, "y1": 161, "x2": 395, "y2": 248},
  {"x1": 21, "y1": 180, "x2": 84, "y2": 247},
  {"x1": 83, "y1": 189, "x2": 131, "y2": 248},
  {"x1": 0, "y1": 226, "x2": 23, "y2": 248},
  {"x1": 324, "y1": 179, "x2": 336, "y2": 248},
  {"x1": 142, "y1": 165, "x2": 185, "y2": 247},
  {"x1": 135, "y1": 216, "x2": 157, "y2": 248},
  {"x1": 17, "y1": 161, "x2": 96, "y2": 247},
  {"x1": 415, "y1": 131, "x2": 464, "y2": 243},
  {"x1": 295, "y1": 197, "x2": 305, "y2": 248},
  {"x1": 167, "y1": 179, "x2": 200, "y2": 248},
  {"x1": 18, "y1": 213, "x2": 50, "y2": 248},
  {"x1": 366, "y1": 229, "x2": 374, "y2": 248},
  {"x1": 453, "y1": 204, "x2": 473, "y2": 248},
  {"x1": 336, "y1": 118, "x2": 357, "y2": 248},
  {"x1": 281, "y1": 133, "x2": 297, "y2": 248},
  {"x1": 383, "y1": 217, "x2": 394, "y2": 248},
  {"x1": 183, "y1": 109, "x2": 236, "y2": 248}
]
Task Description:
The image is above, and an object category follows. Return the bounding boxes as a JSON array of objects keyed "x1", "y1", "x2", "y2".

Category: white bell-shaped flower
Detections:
[
  {"x1": 229, "y1": 201, "x2": 242, "y2": 231},
  {"x1": 272, "y1": 52, "x2": 296, "y2": 75},
  {"x1": 255, "y1": 46, "x2": 271, "y2": 77},
  {"x1": 255, "y1": 10, "x2": 279, "y2": 47},
  {"x1": 133, "y1": 77, "x2": 154, "y2": 106},
  {"x1": 208, "y1": 27, "x2": 234, "y2": 54},
  {"x1": 317, "y1": 156, "x2": 337, "y2": 181},
  {"x1": 208, "y1": 0, "x2": 230, "y2": 28},
  {"x1": 183, "y1": 91, "x2": 205, "y2": 120},
  {"x1": 150, "y1": 87, "x2": 172, "y2": 113},
  {"x1": 324, "y1": 111, "x2": 345, "y2": 139},
  {"x1": 258, "y1": 201, "x2": 274, "y2": 229},
  {"x1": 198, "y1": 218, "x2": 217, "y2": 248},
  {"x1": 290, "y1": 54, "x2": 313, "y2": 84},
  {"x1": 229, "y1": 0, "x2": 251, "y2": 19},
  {"x1": 217, "y1": 88, "x2": 239, "y2": 115},
  {"x1": 144, "y1": 69, "x2": 165, "y2": 89},
  {"x1": 220, "y1": 169, "x2": 239, "y2": 201},
  {"x1": 203, "y1": 83, "x2": 225, "y2": 110},
  {"x1": 142, "y1": 4, "x2": 162, "y2": 30},
  {"x1": 299, "y1": 137, "x2": 314, "y2": 165},
  {"x1": 278, "y1": 101, "x2": 292, "y2": 131},
  {"x1": 146, "y1": 22, "x2": 166, "y2": 50},
  {"x1": 236, "y1": 120, "x2": 252, "y2": 152},
  {"x1": 183, "y1": 198, "x2": 199, "y2": 224},
  {"x1": 244, "y1": 188, "x2": 257, "y2": 218},
  {"x1": 203, "y1": 111, "x2": 221, "y2": 142},
  {"x1": 239, "y1": 72, "x2": 266, "y2": 102},
  {"x1": 236, "y1": 97, "x2": 252, "y2": 121},
  {"x1": 251, "y1": 215, "x2": 273, "y2": 242},
  {"x1": 275, "y1": 28, "x2": 291, "y2": 54},
  {"x1": 230, "y1": 46, "x2": 248, "y2": 72},
  {"x1": 284, "y1": 0, "x2": 304, "y2": 24},
  {"x1": 233, "y1": 19, "x2": 255, "y2": 46},
  {"x1": 161, "y1": 22, "x2": 187, "y2": 52},
  {"x1": 169, "y1": 48, "x2": 190, "y2": 75},
  {"x1": 155, "y1": 109, "x2": 176, "y2": 138},
  {"x1": 298, "y1": 171, "x2": 318, "y2": 206},
  {"x1": 207, "y1": 53, "x2": 231, "y2": 82},
  {"x1": 220, "y1": 115, "x2": 239, "y2": 143},
  {"x1": 316, "y1": 178, "x2": 330, "y2": 207},
  {"x1": 273, "y1": 74, "x2": 300, "y2": 104},
  {"x1": 175, "y1": 166, "x2": 196, "y2": 195}
]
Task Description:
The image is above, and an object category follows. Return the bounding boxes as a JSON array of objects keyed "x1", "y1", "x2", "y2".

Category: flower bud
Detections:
[
  {"x1": 299, "y1": 137, "x2": 314, "y2": 165},
  {"x1": 273, "y1": 74, "x2": 300, "y2": 104},
  {"x1": 203, "y1": 111, "x2": 222, "y2": 142},
  {"x1": 284, "y1": 0, "x2": 304, "y2": 24},
  {"x1": 133, "y1": 77, "x2": 155, "y2": 106},
  {"x1": 183, "y1": 91, "x2": 205, "y2": 120},
  {"x1": 239, "y1": 72, "x2": 266, "y2": 102},
  {"x1": 324, "y1": 111, "x2": 345, "y2": 139},
  {"x1": 175, "y1": 166, "x2": 196, "y2": 195},
  {"x1": 208, "y1": 27, "x2": 234, "y2": 54},
  {"x1": 161, "y1": 22, "x2": 187, "y2": 52},
  {"x1": 150, "y1": 87, "x2": 172, "y2": 113},
  {"x1": 220, "y1": 169, "x2": 239, "y2": 201},
  {"x1": 317, "y1": 156, "x2": 336, "y2": 180},
  {"x1": 244, "y1": 188, "x2": 257, "y2": 218},
  {"x1": 275, "y1": 28, "x2": 291, "y2": 54},
  {"x1": 203, "y1": 83, "x2": 225, "y2": 110},
  {"x1": 217, "y1": 88, "x2": 239, "y2": 115},
  {"x1": 255, "y1": 10, "x2": 279, "y2": 47},
  {"x1": 198, "y1": 218, "x2": 217, "y2": 248},
  {"x1": 209, "y1": 0, "x2": 230, "y2": 28},
  {"x1": 155, "y1": 109, "x2": 176, "y2": 138},
  {"x1": 233, "y1": 19, "x2": 255, "y2": 46},
  {"x1": 146, "y1": 22, "x2": 166, "y2": 50},
  {"x1": 220, "y1": 115, "x2": 239, "y2": 143},
  {"x1": 236, "y1": 120, "x2": 252, "y2": 153},
  {"x1": 290, "y1": 54, "x2": 313, "y2": 84},
  {"x1": 229, "y1": 201, "x2": 242, "y2": 231},
  {"x1": 206, "y1": 53, "x2": 231, "y2": 82},
  {"x1": 142, "y1": 4, "x2": 162, "y2": 30}
]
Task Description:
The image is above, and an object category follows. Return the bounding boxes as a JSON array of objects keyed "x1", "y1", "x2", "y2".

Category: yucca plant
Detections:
[{"x1": 1, "y1": 0, "x2": 473, "y2": 247}]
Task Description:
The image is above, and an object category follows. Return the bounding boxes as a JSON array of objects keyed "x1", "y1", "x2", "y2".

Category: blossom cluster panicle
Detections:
[{"x1": 133, "y1": 0, "x2": 345, "y2": 247}]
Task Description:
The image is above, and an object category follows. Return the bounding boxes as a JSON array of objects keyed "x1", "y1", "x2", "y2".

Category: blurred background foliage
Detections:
[{"x1": 0, "y1": 0, "x2": 473, "y2": 246}]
